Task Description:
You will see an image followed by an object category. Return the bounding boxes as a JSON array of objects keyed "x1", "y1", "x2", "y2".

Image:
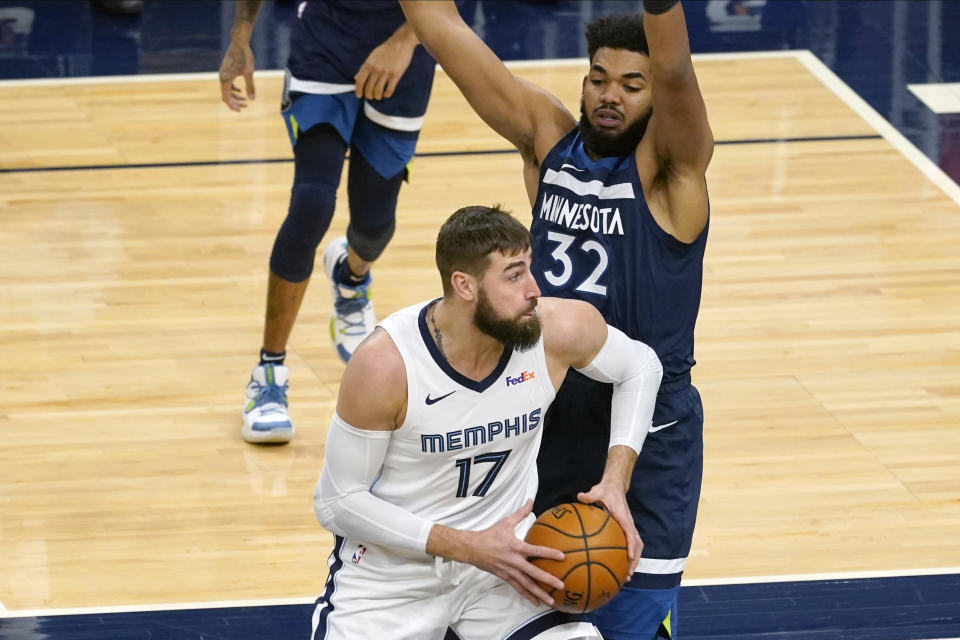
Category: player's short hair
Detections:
[
  {"x1": 436, "y1": 205, "x2": 532, "y2": 296},
  {"x1": 585, "y1": 13, "x2": 649, "y2": 62}
]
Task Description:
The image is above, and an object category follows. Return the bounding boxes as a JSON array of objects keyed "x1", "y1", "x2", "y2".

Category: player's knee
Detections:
[
  {"x1": 345, "y1": 150, "x2": 404, "y2": 262},
  {"x1": 346, "y1": 220, "x2": 395, "y2": 263},
  {"x1": 269, "y1": 181, "x2": 337, "y2": 282}
]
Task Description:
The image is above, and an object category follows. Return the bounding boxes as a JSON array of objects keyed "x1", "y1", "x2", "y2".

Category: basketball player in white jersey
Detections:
[{"x1": 311, "y1": 205, "x2": 662, "y2": 640}]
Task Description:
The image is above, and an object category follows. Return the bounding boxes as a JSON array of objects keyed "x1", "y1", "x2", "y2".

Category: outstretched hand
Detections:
[
  {"x1": 463, "y1": 499, "x2": 565, "y2": 607},
  {"x1": 578, "y1": 484, "x2": 643, "y2": 575},
  {"x1": 218, "y1": 40, "x2": 256, "y2": 111},
  {"x1": 354, "y1": 29, "x2": 417, "y2": 100}
]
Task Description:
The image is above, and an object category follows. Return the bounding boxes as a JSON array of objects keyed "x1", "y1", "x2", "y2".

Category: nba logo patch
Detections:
[{"x1": 351, "y1": 544, "x2": 367, "y2": 565}]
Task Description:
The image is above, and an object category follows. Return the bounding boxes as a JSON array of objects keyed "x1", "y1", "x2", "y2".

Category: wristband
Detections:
[{"x1": 643, "y1": 0, "x2": 680, "y2": 15}]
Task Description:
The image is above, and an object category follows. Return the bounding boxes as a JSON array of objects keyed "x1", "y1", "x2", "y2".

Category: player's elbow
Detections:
[
  {"x1": 633, "y1": 341, "x2": 663, "y2": 386},
  {"x1": 313, "y1": 471, "x2": 357, "y2": 533},
  {"x1": 313, "y1": 475, "x2": 337, "y2": 530}
]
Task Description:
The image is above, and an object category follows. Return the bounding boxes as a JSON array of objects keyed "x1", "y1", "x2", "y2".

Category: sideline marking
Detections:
[
  {"x1": 3, "y1": 567, "x2": 959, "y2": 618},
  {"x1": 796, "y1": 49, "x2": 960, "y2": 208},
  {"x1": 0, "y1": 50, "x2": 810, "y2": 87}
]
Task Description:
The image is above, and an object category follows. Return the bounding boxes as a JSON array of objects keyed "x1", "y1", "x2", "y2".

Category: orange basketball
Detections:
[{"x1": 524, "y1": 502, "x2": 630, "y2": 613}]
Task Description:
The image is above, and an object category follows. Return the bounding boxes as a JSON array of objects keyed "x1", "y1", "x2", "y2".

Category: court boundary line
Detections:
[
  {"x1": 0, "y1": 135, "x2": 884, "y2": 175},
  {"x1": 795, "y1": 49, "x2": 960, "y2": 208},
  {"x1": 1, "y1": 49, "x2": 956, "y2": 202},
  {"x1": 2, "y1": 566, "x2": 958, "y2": 619},
  {"x1": 0, "y1": 51, "x2": 806, "y2": 87}
]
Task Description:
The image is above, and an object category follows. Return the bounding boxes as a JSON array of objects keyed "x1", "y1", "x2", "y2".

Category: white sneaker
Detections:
[
  {"x1": 242, "y1": 363, "x2": 294, "y2": 444},
  {"x1": 322, "y1": 236, "x2": 376, "y2": 363}
]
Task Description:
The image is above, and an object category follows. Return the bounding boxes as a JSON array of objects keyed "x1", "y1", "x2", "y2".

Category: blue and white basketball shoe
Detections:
[
  {"x1": 242, "y1": 363, "x2": 294, "y2": 444},
  {"x1": 322, "y1": 236, "x2": 376, "y2": 363}
]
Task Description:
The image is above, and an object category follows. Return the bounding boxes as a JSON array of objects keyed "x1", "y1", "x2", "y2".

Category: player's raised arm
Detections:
[
  {"x1": 644, "y1": 0, "x2": 714, "y2": 177},
  {"x1": 399, "y1": 0, "x2": 572, "y2": 161}
]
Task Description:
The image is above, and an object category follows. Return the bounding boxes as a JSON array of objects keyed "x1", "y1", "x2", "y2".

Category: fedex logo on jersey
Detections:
[{"x1": 505, "y1": 370, "x2": 536, "y2": 387}]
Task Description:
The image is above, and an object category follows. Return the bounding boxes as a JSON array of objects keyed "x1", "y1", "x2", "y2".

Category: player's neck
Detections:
[{"x1": 430, "y1": 299, "x2": 505, "y2": 380}]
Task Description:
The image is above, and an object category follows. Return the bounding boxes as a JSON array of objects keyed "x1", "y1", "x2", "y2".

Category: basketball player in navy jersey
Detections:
[
  {"x1": 218, "y1": 1, "x2": 435, "y2": 444},
  {"x1": 401, "y1": 2, "x2": 712, "y2": 639},
  {"x1": 312, "y1": 204, "x2": 662, "y2": 639}
]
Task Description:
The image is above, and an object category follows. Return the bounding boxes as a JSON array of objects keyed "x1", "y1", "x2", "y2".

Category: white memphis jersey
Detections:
[{"x1": 375, "y1": 299, "x2": 556, "y2": 532}]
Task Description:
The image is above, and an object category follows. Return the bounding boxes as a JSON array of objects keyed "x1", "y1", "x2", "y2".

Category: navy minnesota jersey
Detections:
[
  {"x1": 288, "y1": 0, "x2": 435, "y2": 87},
  {"x1": 531, "y1": 128, "x2": 708, "y2": 381}
]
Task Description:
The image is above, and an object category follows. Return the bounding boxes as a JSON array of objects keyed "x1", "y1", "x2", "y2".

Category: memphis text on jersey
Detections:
[{"x1": 420, "y1": 408, "x2": 542, "y2": 453}]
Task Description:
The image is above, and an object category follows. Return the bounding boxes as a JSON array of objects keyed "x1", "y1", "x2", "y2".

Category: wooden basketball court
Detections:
[{"x1": 1, "y1": 52, "x2": 958, "y2": 612}]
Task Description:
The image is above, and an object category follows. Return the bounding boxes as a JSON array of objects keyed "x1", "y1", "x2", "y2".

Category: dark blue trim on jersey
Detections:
[
  {"x1": 0, "y1": 134, "x2": 883, "y2": 174},
  {"x1": 417, "y1": 299, "x2": 512, "y2": 393},
  {"x1": 312, "y1": 535, "x2": 346, "y2": 640}
]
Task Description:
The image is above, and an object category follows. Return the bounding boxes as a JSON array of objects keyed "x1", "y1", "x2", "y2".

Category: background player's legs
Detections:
[
  {"x1": 264, "y1": 124, "x2": 348, "y2": 349},
  {"x1": 261, "y1": 273, "x2": 310, "y2": 355},
  {"x1": 345, "y1": 147, "x2": 401, "y2": 269},
  {"x1": 242, "y1": 124, "x2": 347, "y2": 444},
  {"x1": 321, "y1": 147, "x2": 403, "y2": 362},
  {"x1": 322, "y1": 110, "x2": 417, "y2": 362}
]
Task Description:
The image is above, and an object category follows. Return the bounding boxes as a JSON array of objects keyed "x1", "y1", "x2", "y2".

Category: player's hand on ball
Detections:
[
  {"x1": 578, "y1": 483, "x2": 643, "y2": 575},
  {"x1": 465, "y1": 498, "x2": 565, "y2": 607}
]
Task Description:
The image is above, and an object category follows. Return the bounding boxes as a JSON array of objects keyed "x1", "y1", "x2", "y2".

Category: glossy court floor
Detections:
[{"x1": 1, "y1": 2, "x2": 959, "y2": 639}]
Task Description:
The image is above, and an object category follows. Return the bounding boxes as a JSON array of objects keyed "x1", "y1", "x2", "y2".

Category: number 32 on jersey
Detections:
[{"x1": 542, "y1": 231, "x2": 609, "y2": 296}]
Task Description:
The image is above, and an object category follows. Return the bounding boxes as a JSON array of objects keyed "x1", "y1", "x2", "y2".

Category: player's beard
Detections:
[
  {"x1": 579, "y1": 97, "x2": 652, "y2": 158},
  {"x1": 474, "y1": 288, "x2": 541, "y2": 352}
]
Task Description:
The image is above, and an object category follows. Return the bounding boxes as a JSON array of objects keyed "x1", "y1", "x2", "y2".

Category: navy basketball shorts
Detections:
[
  {"x1": 281, "y1": 66, "x2": 433, "y2": 180},
  {"x1": 281, "y1": 0, "x2": 435, "y2": 178},
  {"x1": 535, "y1": 371, "x2": 704, "y2": 639}
]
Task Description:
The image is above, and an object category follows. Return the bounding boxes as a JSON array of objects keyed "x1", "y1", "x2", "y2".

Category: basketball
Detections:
[{"x1": 524, "y1": 502, "x2": 631, "y2": 613}]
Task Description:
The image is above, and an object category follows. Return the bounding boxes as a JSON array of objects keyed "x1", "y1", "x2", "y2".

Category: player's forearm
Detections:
[
  {"x1": 400, "y1": 1, "x2": 477, "y2": 73},
  {"x1": 399, "y1": 0, "x2": 459, "y2": 46},
  {"x1": 643, "y1": 0, "x2": 695, "y2": 82},
  {"x1": 230, "y1": 0, "x2": 263, "y2": 42},
  {"x1": 602, "y1": 445, "x2": 638, "y2": 493},
  {"x1": 425, "y1": 523, "x2": 477, "y2": 564},
  {"x1": 314, "y1": 413, "x2": 435, "y2": 555},
  {"x1": 315, "y1": 485, "x2": 435, "y2": 554},
  {"x1": 390, "y1": 21, "x2": 420, "y2": 50}
]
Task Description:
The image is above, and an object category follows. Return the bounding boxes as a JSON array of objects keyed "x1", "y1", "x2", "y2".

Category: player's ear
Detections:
[{"x1": 450, "y1": 270, "x2": 477, "y2": 302}]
